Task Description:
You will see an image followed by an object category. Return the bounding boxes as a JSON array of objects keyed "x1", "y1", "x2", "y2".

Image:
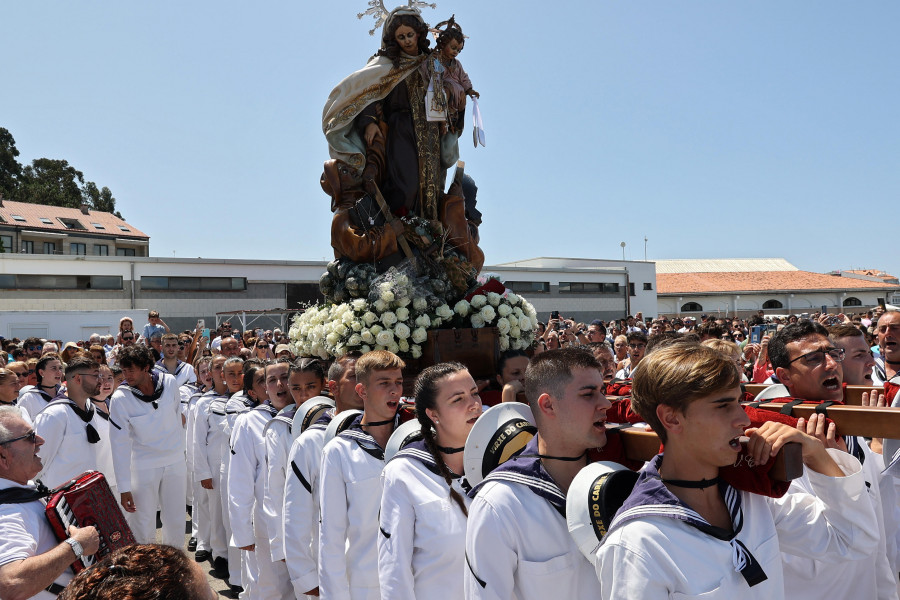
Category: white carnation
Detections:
[
  {"x1": 415, "y1": 314, "x2": 431, "y2": 328},
  {"x1": 454, "y1": 300, "x2": 470, "y2": 316},
  {"x1": 411, "y1": 344, "x2": 423, "y2": 359},
  {"x1": 480, "y1": 305, "x2": 496, "y2": 323},
  {"x1": 381, "y1": 311, "x2": 398, "y2": 326},
  {"x1": 436, "y1": 304, "x2": 453, "y2": 319},
  {"x1": 394, "y1": 322, "x2": 411, "y2": 340},
  {"x1": 376, "y1": 330, "x2": 394, "y2": 346},
  {"x1": 470, "y1": 294, "x2": 487, "y2": 309},
  {"x1": 470, "y1": 314, "x2": 485, "y2": 328},
  {"x1": 411, "y1": 327, "x2": 428, "y2": 344}
]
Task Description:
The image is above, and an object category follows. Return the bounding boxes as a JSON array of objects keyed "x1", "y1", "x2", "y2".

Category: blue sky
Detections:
[{"x1": 4, "y1": 2, "x2": 898, "y2": 277}]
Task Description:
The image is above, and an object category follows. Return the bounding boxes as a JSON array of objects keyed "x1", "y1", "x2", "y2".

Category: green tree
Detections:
[
  {"x1": 0, "y1": 127, "x2": 23, "y2": 200},
  {"x1": 18, "y1": 158, "x2": 86, "y2": 208},
  {"x1": 82, "y1": 181, "x2": 123, "y2": 219}
]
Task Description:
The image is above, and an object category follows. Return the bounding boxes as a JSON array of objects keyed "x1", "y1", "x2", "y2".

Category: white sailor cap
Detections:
[
  {"x1": 463, "y1": 403, "x2": 536, "y2": 487},
  {"x1": 384, "y1": 419, "x2": 423, "y2": 462},
  {"x1": 565, "y1": 461, "x2": 639, "y2": 561},
  {"x1": 324, "y1": 409, "x2": 363, "y2": 445},
  {"x1": 292, "y1": 396, "x2": 336, "y2": 440}
]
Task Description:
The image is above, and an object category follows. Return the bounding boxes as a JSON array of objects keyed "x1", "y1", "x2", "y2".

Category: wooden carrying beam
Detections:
[
  {"x1": 744, "y1": 384, "x2": 883, "y2": 406},
  {"x1": 749, "y1": 403, "x2": 900, "y2": 439},
  {"x1": 613, "y1": 427, "x2": 803, "y2": 482}
]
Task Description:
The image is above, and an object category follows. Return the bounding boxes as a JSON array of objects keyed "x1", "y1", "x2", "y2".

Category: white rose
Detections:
[
  {"x1": 352, "y1": 298, "x2": 367, "y2": 312},
  {"x1": 398, "y1": 339, "x2": 410, "y2": 352},
  {"x1": 413, "y1": 297, "x2": 428, "y2": 312},
  {"x1": 361, "y1": 344, "x2": 372, "y2": 354},
  {"x1": 496, "y1": 317, "x2": 511, "y2": 335},
  {"x1": 381, "y1": 290, "x2": 395, "y2": 303},
  {"x1": 411, "y1": 344, "x2": 423, "y2": 359},
  {"x1": 499, "y1": 335, "x2": 510, "y2": 351},
  {"x1": 431, "y1": 317, "x2": 442, "y2": 328},
  {"x1": 348, "y1": 333, "x2": 362, "y2": 346},
  {"x1": 506, "y1": 292, "x2": 520, "y2": 305},
  {"x1": 341, "y1": 311, "x2": 354, "y2": 325},
  {"x1": 394, "y1": 322, "x2": 411, "y2": 340},
  {"x1": 376, "y1": 330, "x2": 394, "y2": 346},
  {"x1": 334, "y1": 323, "x2": 348, "y2": 337},
  {"x1": 397, "y1": 297, "x2": 411, "y2": 307},
  {"x1": 375, "y1": 344, "x2": 386, "y2": 351},
  {"x1": 369, "y1": 324, "x2": 383, "y2": 336},
  {"x1": 362, "y1": 311, "x2": 378, "y2": 326},
  {"x1": 513, "y1": 307, "x2": 525, "y2": 318},
  {"x1": 326, "y1": 332, "x2": 340, "y2": 346},
  {"x1": 381, "y1": 311, "x2": 398, "y2": 326},
  {"x1": 519, "y1": 317, "x2": 533, "y2": 332},
  {"x1": 487, "y1": 292, "x2": 501, "y2": 307},
  {"x1": 351, "y1": 321, "x2": 363, "y2": 332},
  {"x1": 480, "y1": 305, "x2": 496, "y2": 323},
  {"x1": 387, "y1": 341, "x2": 400, "y2": 354},
  {"x1": 395, "y1": 307, "x2": 410, "y2": 321},
  {"x1": 497, "y1": 304, "x2": 512, "y2": 317},
  {"x1": 470, "y1": 295, "x2": 487, "y2": 309},
  {"x1": 454, "y1": 300, "x2": 470, "y2": 316},
  {"x1": 361, "y1": 331, "x2": 375, "y2": 345},
  {"x1": 374, "y1": 299, "x2": 388, "y2": 313},
  {"x1": 436, "y1": 304, "x2": 453, "y2": 319},
  {"x1": 411, "y1": 327, "x2": 428, "y2": 344},
  {"x1": 415, "y1": 314, "x2": 431, "y2": 328},
  {"x1": 470, "y1": 314, "x2": 485, "y2": 328},
  {"x1": 510, "y1": 326, "x2": 521, "y2": 338},
  {"x1": 335, "y1": 343, "x2": 346, "y2": 356}
]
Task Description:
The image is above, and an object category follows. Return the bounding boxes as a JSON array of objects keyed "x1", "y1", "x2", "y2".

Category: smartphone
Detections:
[
  {"x1": 750, "y1": 326, "x2": 764, "y2": 345},
  {"x1": 551, "y1": 310, "x2": 560, "y2": 321},
  {"x1": 197, "y1": 319, "x2": 205, "y2": 329},
  {"x1": 821, "y1": 305, "x2": 827, "y2": 315},
  {"x1": 201, "y1": 328, "x2": 210, "y2": 340},
  {"x1": 256, "y1": 328, "x2": 264, "y2": 338}
]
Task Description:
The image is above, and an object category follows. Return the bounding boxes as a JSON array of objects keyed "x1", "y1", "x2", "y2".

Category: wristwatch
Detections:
[{"x1": 65, "y1": 538, "x2": 83, "y2": 559}]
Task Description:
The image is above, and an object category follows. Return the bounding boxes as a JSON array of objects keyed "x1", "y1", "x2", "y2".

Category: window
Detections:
[
  {"x1": 42, "y1": 242, "x2": 56, "y2": 254},
  {"x1": 21, "y1": 240, "x2": 34, "y2": 253},
  {"x1": 762, "y1": 299, "x2": 783, "y2": 310},
  {"x1": 140, "y1": 276, "x2": 247, "y2": 291},
  {"x1": 94, "y1": 244, "x2": 109, "y2": 256},
  {"x1": 59, "y1": 218, "x2": 86, "y2": 229},
  {"x1": 116, "y1": 248, "x2": 136, "y2": 256},
  {"x1": 11, "y1": 215, "x2": 26, "y2": 222},
  {"x1": 643, "y1": 282, "x2": 653, "y2": 291},
  {"x1": 0, "y1": 275, "x2": 123, "y2": 290},
  {"x1": 559, "y1": 282, "x2": 620, "y2": 294},
  {"x1": 0, "y1": 235, "x2": 12, "y2": 253},
  {"x1": 40, "y1": 218, "x2": 53, "y2": 225},
  {"x1": 505, "y1": 281, "x2": 550, "y2": 294},
  {"x1": 681, "y1": 302, "x2": 703, "y2": 312},
  {"x1": 91, "y1": 223, "x2": 105, "y2": 230},
  {"x1": 629, "y1": 282, "x2": 636, "y2": 297},
  {"x1": 843, "y1": 297, "x2": 862, "y2": 307},
  {"x1": 118, "y1": 225, "x2": 130, "y2": 232},
  {"x1": 69, "y1": 243, "x2": 86, "y2": 255}
]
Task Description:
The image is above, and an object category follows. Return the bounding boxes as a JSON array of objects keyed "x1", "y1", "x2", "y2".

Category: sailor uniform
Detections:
[
  {"x1": 17, "y1": 387, "x2": 58, "y2": 424},
  {"x1": 263, "y1": 405, "x2": 297, "y2": 563},
  {"x1": 596, "y1": 450, "x2": 879, "y2": 599},
  {"x1": 109, "y1": 371, "x2": 187, "y2": 546},
  {"x1": 183, "y1": 386, "x2": 212, "y2": 557},
  {"x1": 33, "y1": 396, "x2": 103, "y2": 489},
  {"x1": 464, "y1": 435, "x2": 602, "y2": 600},
  {"x1": 222, "y1": 390, "x2": 257, "y2": 587},
  {"x1": 90, "y1": 403, "x2": 119, "y2": 498},
  {"x1": 284, "y1": 411, "x2": 332, "y2": 599},
  {"x1": 228, "y1": 403, "x2": 293, "y2": 600},
  {"x1": 0, "y1": 478, "x2": 71, "y2": 599},
  {"x1": 379, "y1": 439, "x2": 470, "y2": 600},
  {"x1": 154, "y1": 358, "x2": 195, "y2": 389},
  {"x1": 191, "y1": 389, "x2": 230, "y2": 562},
  {"x1": 318, "y1": 414, "x2": 388, "y2": 600}
]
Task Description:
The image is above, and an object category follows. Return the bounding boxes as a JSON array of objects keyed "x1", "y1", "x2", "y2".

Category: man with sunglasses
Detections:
[
  {"x1": 767, "y1": 321, "x2": 897, "y2": 599},
  {"x1": 22, "y1": 338, "x2": 43, "y2": 361},
  {"x1": 0, "y1": 406, "x2": 100, "y2": 599},
  {"x1": 615, "y1": 331, "x2": 647, "y2": 379},
  {"x1": 154, "y1": 334, "x2": 195, "y2": 388},
  {"x1": 33, "y1": 357, "x2": 107, "y2": 489}
]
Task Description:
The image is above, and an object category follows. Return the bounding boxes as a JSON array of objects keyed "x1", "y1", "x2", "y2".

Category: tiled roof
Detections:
[
  {"x1": 657, "y1": 271, "x2": 900, "y2": 295},
  {"x1": 0, "y1": 199, "x2": 148, "y2": 239},
  {"x1": 654, "y1": 258, "x2": 797, "y2": 274}
]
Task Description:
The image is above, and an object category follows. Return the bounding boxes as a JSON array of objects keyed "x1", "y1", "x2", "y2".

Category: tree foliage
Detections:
[{"x1": 0, "y1": 127, "x2": 123, "y2": 219}]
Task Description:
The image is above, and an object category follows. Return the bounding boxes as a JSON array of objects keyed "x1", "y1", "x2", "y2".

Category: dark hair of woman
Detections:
[
  {"x1": 243, "y1": 364, "x2": 264, "y2": 396},
  {"x1": 35, "y1": 353, "x2": 62, "y2": 387},
  {"x1": 292, "y1": 357, "x2": 328, "y2": 382},
  {"x1": 58, "y1": 543, "x2": 206, "y2": 600},
  {"x1": 413, "y1": 361, "x2": 470, "y2": 517},
  {"x1": 378, "y1": 13, "x2": 431, "y2": 67}
]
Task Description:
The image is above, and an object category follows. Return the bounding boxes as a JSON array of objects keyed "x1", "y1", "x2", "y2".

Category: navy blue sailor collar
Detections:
[
  {"x1": 340, "y1": 413, "x2": 387, "y2": 461},
  {"x1": 121, "y1": 370, "x2": 165, "y2": 408},
  {"x1": 610, "y1": 454, "x2": 768, "y2": 588},
  {"x1": 393, "y1": 438, "x2": 471, "y2": 493}
]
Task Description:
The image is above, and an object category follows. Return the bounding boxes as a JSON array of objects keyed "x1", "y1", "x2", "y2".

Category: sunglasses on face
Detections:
[
  {"x1": 1, "y1": 429, "x2": 36, "y2": 446},
  {"x1": 122, "y1": 336, "x2": 134, "y2": 341}
]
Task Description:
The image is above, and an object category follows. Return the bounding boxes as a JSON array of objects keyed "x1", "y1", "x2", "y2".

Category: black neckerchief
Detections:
[
  {"x1": 35, "y1": 386, "x2": 57, "y2": 403},
  {"x1": 121, "y1": 371, "x2": 164, "y2": 409},
  {"x1": 0, "y1": 480, "x2": 53, "y2": 504},
  {"x1": 51, "y1": 393, "x2": 101, "y2": 443}
]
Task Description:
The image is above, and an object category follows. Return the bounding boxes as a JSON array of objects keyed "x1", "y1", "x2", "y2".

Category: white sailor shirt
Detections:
[
  {"x1": 263, "y1": 405, "x2": 296, "y2": 562},
  {"x1": 0, "y1": 478, "x2": 71, "y2": 599},
  {"x1": 227, "y1": 403, "x2": 277, "y2": 549},
  {"x1": 596, "y1": 450, "x2": 880, "y2": 599},
  {"x1": 109, "y1": 372, "x2": 184, "y2": 494},
  {"x1": 33, "y1": 398, "x2": 102, "y2": 489},
  {"x1": 379, "y1": 439, "x2": 470, "y2": 600},
  {"x1": 317, "y1": 415, "x2": 387, "y2": 600},
  {"x1": 16, "y1": 387, "x2": 57, "y2": 424},
  {"x1": 284, "y1": 412, "x2": 332, "y2": 596},
  {"x1": 190, "y1": 390, "x2": 228, "y2": 483},
  {"x1": 464, "y1": 436, "x2": 602, "y2": 600},
  {"x1": 154, "y1": 359, "x2": 195, "y2": 389}
]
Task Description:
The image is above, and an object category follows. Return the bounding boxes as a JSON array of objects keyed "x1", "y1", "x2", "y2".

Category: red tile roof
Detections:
[
  {"x1": 0, "y1": 199, "x2": 148, "y2": 239},
  {"x1": 657, "y1": 271, "x2": 900, "y2": 295}
]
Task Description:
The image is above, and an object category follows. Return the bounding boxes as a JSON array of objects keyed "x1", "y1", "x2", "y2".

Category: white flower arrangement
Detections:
[{"x1": 289, "y1": 275, "x2": 537, "y2": 359}]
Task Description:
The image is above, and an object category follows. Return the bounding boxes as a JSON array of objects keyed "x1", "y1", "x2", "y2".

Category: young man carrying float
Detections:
[{"x1": 595, "y1": 342, "x2": 879, "y2": 599}]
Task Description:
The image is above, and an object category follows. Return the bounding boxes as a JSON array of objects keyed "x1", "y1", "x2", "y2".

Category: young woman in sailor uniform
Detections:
[
  {"x1": 378, "y1": 362, "x2": 482, "y2": 600},
  {"x1": 17, "y1": 354, "x2": 63, "y2": 423},
  {"x1": 595, "y1": 342, "x2": 880, "y2": 600}
]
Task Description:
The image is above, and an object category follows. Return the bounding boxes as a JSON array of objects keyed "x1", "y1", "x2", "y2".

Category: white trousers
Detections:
[
  {"x1": 206, "y1": 466, "x2": 228, "y2": 560},
  {"x1": 128, "y1": 461, "x2": 187, "y2": 546},
  {"x1": 221, "y1": 453, "x2": 242, "y2": 585},
  {"x1": 247, "y1": 505, "x2": 292, "y2": 600},
  {"x1": 192, "y1": 478, "x2": 211, "y2": 552}
]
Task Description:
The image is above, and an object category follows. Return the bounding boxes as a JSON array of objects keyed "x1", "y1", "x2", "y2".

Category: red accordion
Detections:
[{"x1": 44, "y1": 471, "x2": 136, "y2": 573}]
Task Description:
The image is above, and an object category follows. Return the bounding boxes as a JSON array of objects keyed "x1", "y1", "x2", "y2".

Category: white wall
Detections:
[{"x1": 1, "y1": 310, "x2": 148, "y2": 343}]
